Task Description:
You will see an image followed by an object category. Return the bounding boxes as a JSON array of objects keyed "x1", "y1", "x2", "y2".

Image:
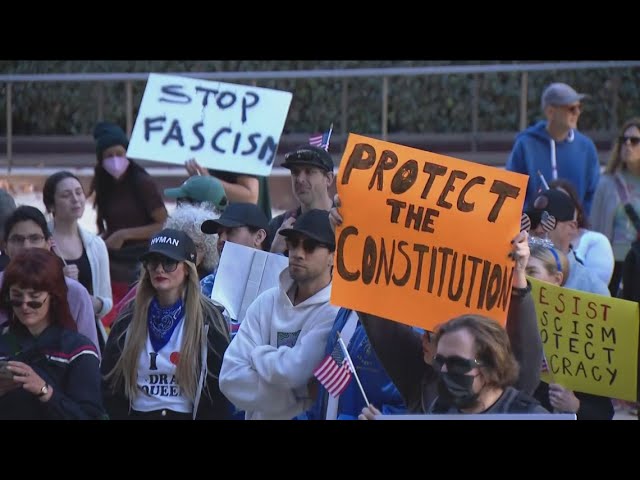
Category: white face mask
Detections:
[{"x1": 102, "y1": 156, "x2": 130, "y2": 179}]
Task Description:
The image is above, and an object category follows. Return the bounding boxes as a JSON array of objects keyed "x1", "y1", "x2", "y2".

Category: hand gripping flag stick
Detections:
[{"x1": 336, "y1": 331, "x2": 370, "y2": 406}]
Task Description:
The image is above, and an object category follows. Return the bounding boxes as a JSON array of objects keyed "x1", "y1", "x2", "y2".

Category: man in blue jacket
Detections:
[
  {"x1": 506, "y1": 82, "x2": 600, "y2": 216},
  {"x1": 302, "y1": 307, "x2": 406, "y2": 420}
]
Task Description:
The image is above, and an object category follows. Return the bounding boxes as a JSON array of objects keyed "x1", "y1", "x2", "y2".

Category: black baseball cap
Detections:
[
  {"x1": 527, "y1": 189, "x2": 576, "y2": 228},
  {"x1": 140, "y1": 228, "x2": 197, "y2": 264},
  {"x1": 201, "y1": 202, "x2": 269, "y2": 234},
  {"x1": 279, "y1": 209, "x2": 335, "y2": 250},
  {"x1": 282, "y1": 145, "x2": 334, "y2": 172}
]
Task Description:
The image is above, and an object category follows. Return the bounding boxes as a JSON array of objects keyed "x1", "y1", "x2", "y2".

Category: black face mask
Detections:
[{"x1": 437, "y1": 372, "x2": 479, "y2": 410}]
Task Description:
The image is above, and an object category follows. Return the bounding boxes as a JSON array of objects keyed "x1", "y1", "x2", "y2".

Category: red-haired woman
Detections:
[{"x1": 0, "y1": 249, "x2": 105, "y2": 419}]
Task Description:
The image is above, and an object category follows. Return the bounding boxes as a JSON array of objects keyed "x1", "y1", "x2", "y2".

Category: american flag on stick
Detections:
[
  {"x1": 309, "y1": 124, "x2": 333, "y2": 151},
  {"x1": 313, "y1": 333, "x2": 370, "y2": 405},
  {"x1": 313, "y1": 338, "x2": 352, "y2": 398}
]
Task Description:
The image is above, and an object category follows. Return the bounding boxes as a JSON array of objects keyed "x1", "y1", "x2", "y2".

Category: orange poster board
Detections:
[{"x1": 331, "y1": 134, "x2": 529, "y2": 331}]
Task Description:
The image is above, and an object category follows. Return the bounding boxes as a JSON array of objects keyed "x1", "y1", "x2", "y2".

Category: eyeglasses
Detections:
[
  {"x1": 619, "y1": 136, "x2": 640, "y2": 147},
  {"x1": 142, "y1": 255, "x2": 179, "y2": 273},
  {"x1": 285, "y1": 236, "x2": 330, "y2": 253},
  {"x1": 432, "y1": 354, "x2": 483, "y2": 375},
  {"x1": 9, "y1": 295, "x2": 49, "y2": 310},
  {"x1": 7, "y1": 234, "x2": 46, "y2": 245}
]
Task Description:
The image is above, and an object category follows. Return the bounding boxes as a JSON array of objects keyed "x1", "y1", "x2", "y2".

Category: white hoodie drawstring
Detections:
[
  {"x1": 549, "y1": 138, "x2": 558, "y2": 180},
  {"x1": 548, "y1": 129, "x2": 575, "y2": 181}
]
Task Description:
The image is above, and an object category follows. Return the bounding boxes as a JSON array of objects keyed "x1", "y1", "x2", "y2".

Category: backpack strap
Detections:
[
  {"x1": 613, "y1": 174, "x2": 640, "y2": 235},
  {"x1": 613, "y1": 173, "x2": 631, "y2": 203}
]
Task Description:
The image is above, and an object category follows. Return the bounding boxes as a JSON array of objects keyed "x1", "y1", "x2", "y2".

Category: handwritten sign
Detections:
[
  {"x1": 211, "y1": 242, "x2": 288, "y2": 321},
  {"x1": 331, "y1": 134, "x2": 528, "y2": 331},
  {"x1": 127, "y1": 73, "x2": 293, "y2": 176},
  {"x1": 530, "y1": 277, "x2": 639, "y2": 402}
]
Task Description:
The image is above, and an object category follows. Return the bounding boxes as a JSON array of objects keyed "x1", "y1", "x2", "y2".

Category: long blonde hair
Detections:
[{"x1": 105, "y1": 261, "x2": 229, "y2": 402}]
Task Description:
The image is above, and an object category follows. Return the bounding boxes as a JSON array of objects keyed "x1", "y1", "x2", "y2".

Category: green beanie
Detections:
[{"x1": 93, "y1": 121, "x2": 129, "y2": 155}]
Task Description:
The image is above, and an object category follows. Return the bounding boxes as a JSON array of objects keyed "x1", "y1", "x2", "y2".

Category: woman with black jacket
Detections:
[
  {"x1": 102, "y1": 229, "x2": 231, "y2": 420},
  {"x1": 0, "y1": 249, "x2": 104, "y2": 420}
]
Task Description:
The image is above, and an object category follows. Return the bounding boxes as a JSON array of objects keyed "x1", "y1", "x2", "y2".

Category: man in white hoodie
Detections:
[{"x1": 219, "y1": 209, "x2": 339, "y2": 419}]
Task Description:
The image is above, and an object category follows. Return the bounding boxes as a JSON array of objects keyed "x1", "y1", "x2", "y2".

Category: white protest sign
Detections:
[
  {"x1": 211, "y1": 242, "x2": 288, "y2": 321},
  {"x1": 373, "y1": 414, "x2": 576, "y2": 420},
  {"x1": 127, "y1": 73, "x2": 293, "y2": 176}
]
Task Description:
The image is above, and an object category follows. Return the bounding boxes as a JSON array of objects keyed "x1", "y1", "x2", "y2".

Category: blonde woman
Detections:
[
  {"x1": 109, "y1": 204, "x2": 220, "y2": 322},
  {"x1": 526, "y1": 242, "x2": 614, "y2": 420},
  {"x1": 525, "y1": 242, "x2": 570, "y2": 288},
  {"x1": 101, "y1": 228, "x2": 231, "y2": 420}
]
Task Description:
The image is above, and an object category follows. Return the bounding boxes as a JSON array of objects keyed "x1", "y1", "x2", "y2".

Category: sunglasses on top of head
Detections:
[
  {"x1": 285, "y1": 236, "x2": 330, "y2": 253},
  {"x1": 143, "y1": 255, "x2": 179, "y2": 273},
  {"x1": 432, "y1": 354, "x2": 483, "y2": 375}
]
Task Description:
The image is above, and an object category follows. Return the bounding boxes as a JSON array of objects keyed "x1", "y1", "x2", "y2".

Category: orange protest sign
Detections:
[{"x1": 331, "y1": 134, "x2": 529, "y2": 331}]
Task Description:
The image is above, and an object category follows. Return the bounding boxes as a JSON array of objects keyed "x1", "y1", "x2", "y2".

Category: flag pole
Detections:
[
  {"x1": 337, "y1": 332, "x2": 370, "y2": 406},
  {"x1": 325, "y1": 123, "x2": 334, "y2": 150},
  {"x1": 537, "y1": 170, "x2": 550, "y2": 190}
]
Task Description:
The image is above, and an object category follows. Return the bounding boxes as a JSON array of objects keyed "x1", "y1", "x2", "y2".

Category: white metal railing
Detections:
[{"x1": 3, "y1": 61, "x2": 640, "y2": 174}]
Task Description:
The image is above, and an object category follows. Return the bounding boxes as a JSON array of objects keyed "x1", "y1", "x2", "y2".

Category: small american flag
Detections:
[
  {"x1": 309, "y1": 124, "x2": 333, "y2": 151},
  {"x1": 540, "y1": 211, "x2": 557, "y2": 233},
  {"x1": 541, "y1": 355, "x2": 549, "y2": 373},
  {"x1": 313, "y1": 340, "x2": 352, "y2": 398}
]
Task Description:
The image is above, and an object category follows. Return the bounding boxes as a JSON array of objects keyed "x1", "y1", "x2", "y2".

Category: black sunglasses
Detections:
[
  {"x1": 285, "y1": 236, "x2": 330, "y2": 254},
  {"x1": 619, "y1": 136, "x2": 640, "y2": 147},
  {"x1": 142, "y1": 255, "x2": 179, "y2": 273},
  {"x1": 9, "y1": 295, "x2": 49, "y2": 310},
  {"x1": 432, "y1": 354, "x2": 483, "y2": 375}
]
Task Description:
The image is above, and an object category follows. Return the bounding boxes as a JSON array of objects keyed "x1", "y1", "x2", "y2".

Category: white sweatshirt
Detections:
[{"x1": 219, "y1": 267, "x2": 339, "y2": 420}]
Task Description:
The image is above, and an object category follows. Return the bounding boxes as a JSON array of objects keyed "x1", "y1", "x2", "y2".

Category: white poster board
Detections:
[
  {"x1": 211, "y1": 242, "x2": 288, "y2": 321},
  {"x1": 374, "y1": 414, "x2": 576, "y2": 420},
  {"x1": 127, "y1": 73, "x2": 293, "y2": 176}
]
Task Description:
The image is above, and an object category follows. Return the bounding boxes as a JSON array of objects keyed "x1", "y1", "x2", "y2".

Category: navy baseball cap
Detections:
[
  {"x1": 140, "y1": 228, "x2": 197, "y2": 264},
  {"x1": 279, "y1": 209, "x2": 335, "y2": 250},
  {"x1": 201, "y1": 202, "x2": 269, "y2": 234}
]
